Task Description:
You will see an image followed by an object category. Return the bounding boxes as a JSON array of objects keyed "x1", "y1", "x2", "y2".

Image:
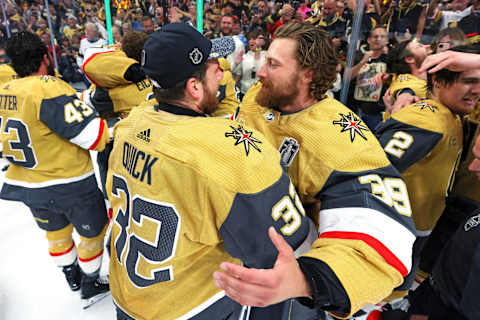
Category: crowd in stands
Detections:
[{"x1": 0, "y1": 0, "x2": 478, "y2": 101}]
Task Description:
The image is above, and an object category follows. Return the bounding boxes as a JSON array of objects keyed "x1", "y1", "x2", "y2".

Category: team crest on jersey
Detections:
[
  {"x1": 225, "y1": 125, "x2": 262, "y2": 156},
  {"x1": 278, "y1": 138, "x2": 299, "y2": 167},
  {"x1": 464, "y1": 213, "x2": 480, "y2": 231},
  {"x1": 414, "y1": 102, "x2": 438, "y2": 112},
  {"x1": 333, "y1": 112, "x2": 369, "y2": 142}
]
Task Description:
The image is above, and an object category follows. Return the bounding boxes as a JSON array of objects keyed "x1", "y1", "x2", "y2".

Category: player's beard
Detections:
[
  {"x1": 255, "y1": 74, "x2": 300, "y2": 112},
  {"x1": 199, "y1": 84, "x2": 219, "y2": 115}
]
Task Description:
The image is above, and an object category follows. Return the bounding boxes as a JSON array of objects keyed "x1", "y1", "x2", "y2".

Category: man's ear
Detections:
[
  {"x1": 302, "y1": 69, "x2": 314, "y2": 85},
  {"x1": 185, "y1": 77, "x2": 202, "y2": 99},
  {"x1": 405, "y1": 56, "x2": 414, "y2": 65}
]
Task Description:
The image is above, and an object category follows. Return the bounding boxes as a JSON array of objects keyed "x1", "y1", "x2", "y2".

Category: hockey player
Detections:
[
  {"x1": 213, "y1": 22, "x2": 416, "y2": 319},
  {"x1": 406, "y1": 48, "x2": 480, "y2": 320},
  {"x1": 377, "y1": 39, "x2": 431, "y2": 115},
  {"x1": 374, "y1": 45, "x2": 480, "y2": 310},
  {"x1": 106, "y1": 23, "x2": 317, "y2": 320},
  {"x1": 0, "y1": 31, "x2": 110, "y2": 308}
]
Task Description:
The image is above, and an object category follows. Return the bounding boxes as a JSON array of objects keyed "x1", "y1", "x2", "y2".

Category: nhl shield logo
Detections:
[
  {"x1": 265, "y1": 112, "x2": 275, "y2": 122},
  {"x1": 189, "y1": 48, "x2": 203, "y2": 65},
  {"x1": 278, "y1": 138, "x2": 300, "y2": 167}
]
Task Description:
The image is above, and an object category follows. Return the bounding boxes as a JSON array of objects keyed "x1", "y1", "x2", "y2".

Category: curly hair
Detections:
[
  {"x1": 274, "y1": 22, "x2": 338, "y2": 100},
  {"x1": 6, "y1": 31, "x2": 47, "y2": 77},
  {"x1": 122, "y1": 31, "x2": 149, "y2": 62}
]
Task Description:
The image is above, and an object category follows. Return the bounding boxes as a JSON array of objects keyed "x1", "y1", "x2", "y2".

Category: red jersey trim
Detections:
[
  {"x1": 49, "y1": 242, "x2": 75, "y2": 257},
  {"x1": 89, "y1": 119, "x2": 105, "y2": 150},
  {"x1": 319, "y1": 231, "x2": 408, "y2": 277},
  {"x1": 82, "y1": 50, "x2": 115, "y2": 87}
]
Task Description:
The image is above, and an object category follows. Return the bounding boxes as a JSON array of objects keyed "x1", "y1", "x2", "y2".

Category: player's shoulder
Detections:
[
  {"x1": 392, "y1": 99, "x2": 458, "y2": 134},
  {"x1": 0, "y1": 75, "x2": 75, "y2": 97},
  {"x1": 165, "y1": 117, "x2": 284, "y2": 193},
  {"x1": 300, "y1": 97, "x2": 391, "y2": 170}
]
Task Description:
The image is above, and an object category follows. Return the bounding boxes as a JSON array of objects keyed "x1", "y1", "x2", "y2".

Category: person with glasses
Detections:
[{"x1": 430, "y1": 27, "x2": 467, "y2": 53}]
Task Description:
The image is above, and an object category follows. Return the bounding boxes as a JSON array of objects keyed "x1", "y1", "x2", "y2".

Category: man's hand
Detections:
[
  {"x1": 420, "y1": 51, "x2": 480, "y2": 74},
  {"x1": 213, "y1": 227, "x2": 312, "y2": 307},
  {"x1": 387, "y1": 92, "x2": 421, "y2": 114}
]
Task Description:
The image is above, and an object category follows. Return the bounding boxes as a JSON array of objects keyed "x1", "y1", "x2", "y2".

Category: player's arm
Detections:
[
  {"x1": 82, "y1": 86, "x2": 115, "y2": 117},
  {"x1": 218, "y1": 170, "x2": 317, "y2": 269},
  {"x1": 39, "y1": 93, "x2": 110, "y2": 151},
  {"x1": 216, "y1": 165, "x2": 416, "y2": 317},
  {"x1": 300, "y1": 164, "x2": 416, "y2": 317},
  {"x1": 375, "y1": 110, "x2": 442, "y2": 172}
]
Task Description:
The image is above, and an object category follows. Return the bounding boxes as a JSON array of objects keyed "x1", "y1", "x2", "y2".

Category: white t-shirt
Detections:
[
  {"x1": 429, "y1": 5, "x2": 472, "y2": 30},
  {"x1": 77, "y1": 37, "x2": 107, "y2": 68},
  {"x1": 235, "y1": 50, "x2": 266, "y2": 94}
]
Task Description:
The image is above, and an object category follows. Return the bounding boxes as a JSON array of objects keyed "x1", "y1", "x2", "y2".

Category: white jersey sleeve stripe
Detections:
[
  {"x1": 70, "y1": 117, "x2": 102, "y2": 150},
  {"x1": 318, "y1": 207, "x2": 415, "y2": 276}
]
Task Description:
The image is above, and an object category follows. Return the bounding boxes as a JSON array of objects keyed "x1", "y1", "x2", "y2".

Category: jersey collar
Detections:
[{"x1": 155, "y1": 103, "x2": 207, "y2": 117}]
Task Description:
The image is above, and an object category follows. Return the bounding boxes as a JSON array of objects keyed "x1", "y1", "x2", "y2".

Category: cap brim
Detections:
[{"x1": 209, "y1": 37, "x2": 235, "y2": 59}]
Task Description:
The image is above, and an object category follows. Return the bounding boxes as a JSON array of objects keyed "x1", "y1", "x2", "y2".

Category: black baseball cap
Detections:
[{"x1": 141, "y1": 23, "x2": 235, "y2": 88}]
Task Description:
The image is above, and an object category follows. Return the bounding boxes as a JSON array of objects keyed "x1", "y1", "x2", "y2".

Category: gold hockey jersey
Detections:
[
  {"x1": 82, "y1": 48, "x2": 137, "y2": 88},
  {"x1": 86, "y1": 79, "x2": 153, "y2": 118},
  {"x1": 239, "y1": 91, "x2": 416, "y2": 317},
  {"x1": 0, "y1": 64, "x2": 18, "y2": 86},
  {"x1": 389, "y1": 74, "x2": 427, "y2": 100},
  {"x1": 376, "y1": 99, "x2": 463, "y2": 233},
  {"x1": 106, "y1": 104, "x2": 315, "y2": 320},
  {"x1": 0, "y1": 76, "x2": 109, "y2": 204},
  {"x1": 449, "y1": 108, "x2": 480, "y2": 202}
]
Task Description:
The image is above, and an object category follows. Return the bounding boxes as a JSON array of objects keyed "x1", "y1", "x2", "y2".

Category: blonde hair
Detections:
[{"x1": 275, "y1": 22, "x2": 338, "y2": 100}]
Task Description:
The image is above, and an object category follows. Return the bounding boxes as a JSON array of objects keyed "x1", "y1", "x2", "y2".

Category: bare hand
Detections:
[
  {"x1": 374, "y1": 72, "x2": 391, "y2": 87},
  {"x1": 213, "y1": 227, "x2": 312, "y2": 307},
  {"x1": 388, "y1": 92, "x2": 420, "y2": 114},
  {"x1": 235, "y1": 50, "x2": 244, "y2": 65},
  {"x1": 420, "y1": 51, "x2": 480, "y2": 74}
]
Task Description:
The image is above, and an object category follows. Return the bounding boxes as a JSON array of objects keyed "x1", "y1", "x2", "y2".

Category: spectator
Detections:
[
  {"x1": 315, "y1": 0, "x2": 346, "y2": 49},
  {"x1": 219, "y1": 14, "x2": 245, "y2": 73},
  {"x1": 141, "y1": 15, "x2": 155, "y2": 34},
  {"x1": 58, "y1": 37, "x2": 85, "y2": 89},
  {"x1": 430, "y1": 27, "x2": 467, "y2": 53},
  {"x1": 297, "y1": 0, "x2": 312, "y2": 20},
  {"x1": 233, "y1": 31, "x2": 267, "y2": 98},
  {"x1": 77, "y1": 22, "x2": 107, "y2": 68},
  {"x1": 387, "y1": 0, "x2": 427, "y2": 42},
  {"x1": 456, "y1": 0, "x2": 480, "y2": 44},
  {"x1": 348, "y1": 26, "x2": 389, "y2": 129},
  {"x1": 112, "y1": 25, "x2": 122, "y2": 43},
  {"x1": 427, "y1": 0, "x2": 472, "y2": 31},
  {"x1": 266, "y1": 3, "x2": 294, "y2": 37}
]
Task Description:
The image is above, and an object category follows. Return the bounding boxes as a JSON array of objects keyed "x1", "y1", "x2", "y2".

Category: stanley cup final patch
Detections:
[{"x1": 278, "y1": 138, "x2": 299, "y2": 167}]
